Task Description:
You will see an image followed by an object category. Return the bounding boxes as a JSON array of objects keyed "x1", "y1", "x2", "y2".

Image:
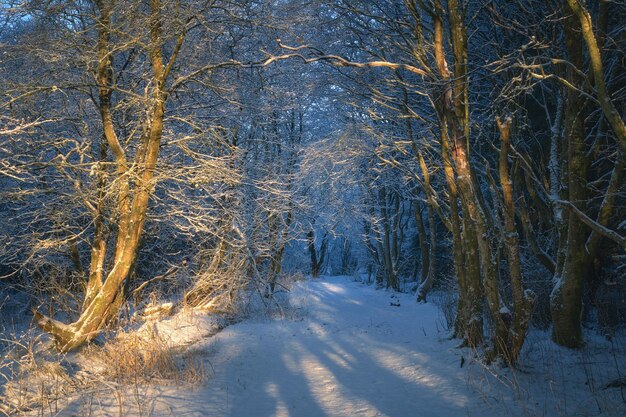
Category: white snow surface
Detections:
[
  {"x1": 189, "y1": 277, "x2": 480, "y2": 417},
  {"x1": 31, "y1": 276, "x2": 626, "y2": 417}
]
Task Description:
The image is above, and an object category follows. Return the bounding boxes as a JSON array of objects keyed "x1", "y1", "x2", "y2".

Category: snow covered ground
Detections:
[{"x1": 8, "y1": 275, "x2": 626, "y2": 416}]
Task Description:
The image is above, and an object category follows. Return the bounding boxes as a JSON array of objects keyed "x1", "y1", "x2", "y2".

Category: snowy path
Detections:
[
  {"x1": 30, "y1": 275, "x2": 626, "y2": 417},
  {"x1": 154, "y1": 277, "x2": 495, "y2": 417},
  {"x1": 17, "y1": 276, "x2": 626, "y2": 417}
]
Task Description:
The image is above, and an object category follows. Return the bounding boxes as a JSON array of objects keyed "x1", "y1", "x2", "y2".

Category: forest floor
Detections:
[{"x1": 4, "y1": 275, "x2": 626, "y2": 416}]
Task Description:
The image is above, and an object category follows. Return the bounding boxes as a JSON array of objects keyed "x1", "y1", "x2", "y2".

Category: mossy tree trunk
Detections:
[{"x1": 564, "y1": 0, "x2": 626, "y2": 153}]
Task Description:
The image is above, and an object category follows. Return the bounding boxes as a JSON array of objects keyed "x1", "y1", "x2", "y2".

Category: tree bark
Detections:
[
  {"x1": 306, "y1": 217, "x2": 327, "y2": 281},
  {"x1": 35, "y1": 0, "x2": 176, "y2": 351},
  {"x1": 550, "y1": 10, "x2": 589, "y2": 348},
  {"x1": 497, "y1": 117, "x2": 535, "y2": 364},
  {"x1": 416, "y1": 152, "x2": 437, "y2": 302},
  {"x1": 414, "y1": 203, "x2": 429, "y2": 285},
  {"x1": 433, "y1": 0, "x2": 489, "y2": 347},
  {"x1": 565, "y1": 0, "x2": 626, "y2": 153}
]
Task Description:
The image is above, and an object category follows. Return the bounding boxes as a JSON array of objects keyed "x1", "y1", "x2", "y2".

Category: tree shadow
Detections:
[
  {"x1": 53, "y1": 280, "x2": 479, "y2": 416},
  {"x1": 185, "y1": 281, "x2": 474, "y2": 417}
]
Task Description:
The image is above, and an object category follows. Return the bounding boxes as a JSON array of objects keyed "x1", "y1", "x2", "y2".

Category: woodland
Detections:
[{"x1": 0, "y1": 0, "x2": 625, "y2": 415}]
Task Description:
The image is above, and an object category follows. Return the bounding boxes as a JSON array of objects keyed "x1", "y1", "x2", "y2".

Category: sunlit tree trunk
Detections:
[
  {"x1": 34, "y1": 0, "x2": 181, "y2": 351},
  {"x1": 565, "y1": 0, "x2": 626, "y2": 153},
  {"x1": 496, "y1": 117, "x2": 535, "y2": 364},
  {"x1": 433, "y1": 1, "x2": 490, "y2": 347},
  {"x1": 438, "y1": 116, "x2": 469, "y2": 341},
  {"x1": 83, "y1": 141, "x2": 108, "y2": 310}
]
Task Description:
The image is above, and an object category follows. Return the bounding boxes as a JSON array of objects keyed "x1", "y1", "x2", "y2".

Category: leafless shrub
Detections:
[
  {"x1": 184, "y1": 257, "x2": 250, "y2": 314},
  {"x1": 429, "y1": 276, "x2": 458, "y2": 331},
  {"x1": 277, "y1": 271, "x2": 306, "y2": 287}
]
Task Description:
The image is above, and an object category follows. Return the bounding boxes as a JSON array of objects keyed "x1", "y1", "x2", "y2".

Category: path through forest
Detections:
[
  {"x1": 45, "y1": 276, "x2": 626, "y2": 417},
  {"x1": 146, "y1": 277, "x2": 498, "y2": 417}
]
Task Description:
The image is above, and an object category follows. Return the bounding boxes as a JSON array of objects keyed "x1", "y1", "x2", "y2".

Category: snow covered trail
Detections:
[
  {"x1": 150, "y1": 276, "x2": 495, "y2": 417},
  {"x1": 23, "y1": 275, "x2": 626, "y2": 417}
]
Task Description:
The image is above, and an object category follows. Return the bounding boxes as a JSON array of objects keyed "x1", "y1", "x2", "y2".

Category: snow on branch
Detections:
[
  {"x1": 170, "y1": 40, "x2": 429, "y2": 92},
  {"x1": 556, "y1": 200, "x2": 626, "y2": 253}
]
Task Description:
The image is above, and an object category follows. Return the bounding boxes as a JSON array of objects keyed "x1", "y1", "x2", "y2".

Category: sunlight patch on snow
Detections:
[
  {"x1": 136, "y1": 308, "x2": 224, "y2": 347},
  {"x1": 297, "y1": 353, "x2": 384, "y2": 417},
  {"x1": 325, "y1": 350, "x2": 354, "y2": 370},
  {"x1": 264, "y1": 382, "x2": 291, "y2": 417},
  {"x1": 319, "y1": 282, "x2": 347, "y2": 294},
  {"x1": 327, "y1": 342, "x2": 357, "y2": 364}
]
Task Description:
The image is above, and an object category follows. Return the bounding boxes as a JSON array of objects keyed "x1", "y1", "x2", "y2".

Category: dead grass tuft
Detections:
[
  {"x1": 100, "y1": 331, "x2": 176, "y2": 382},
  {"x1": 94, "y1": 327, "x2": 206, "y2": 384}
]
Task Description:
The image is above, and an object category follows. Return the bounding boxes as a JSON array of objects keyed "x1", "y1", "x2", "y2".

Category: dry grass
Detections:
[
  {"x1": 0, "y1": 333, "x2": 78, "y2": 416},
  {"x1": 0, "y1": 321, "x2": 208, "y2": 416},
  {"x1": 99, "y1": 331, "x2": 177, "y2": 382},
  {"x1": 429, "y1": 289, "x2": 457, "y2": 331},
  {"x1": 91, "y1": 326, "x2": 207, "y2": 385}
]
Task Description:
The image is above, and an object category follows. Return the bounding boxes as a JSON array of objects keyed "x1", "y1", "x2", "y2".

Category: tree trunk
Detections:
[
  {"x1": 267, "y1": 204, "x2": 294, "y2": 294},
  {"x1": 416, "y1": 152, "x2": 437, "y2": 302},
  {"x1": 34, "y1": 0, "x2": 176, "y2": 351},
  {"x1": 433, "y1": 2, "x2": 487, "y2": 347},
  {"x1": 439, "y1": 116, "x2": 469, "y2": 341},
  {"x1": 497, "y1": 117, "x2": 535, "y2": 365},
  {"x1": 306, "y1": 219, "x2": 327, "y2": 281},
  {"x1": 414, "y1": 203, "x2": 429, "y2": 285},
  {"x1": 565, "y1": 0, "x2": 626, "y2": 153},
  {"x1": 307, "y1": 229, "x2": 320, "y2": 278},
  {"x1": 377, "y1": 187, "x2": 400, "y2": 291},
  {"x1": 551, "y1": 11, "x2": 589, "y2": 348}
]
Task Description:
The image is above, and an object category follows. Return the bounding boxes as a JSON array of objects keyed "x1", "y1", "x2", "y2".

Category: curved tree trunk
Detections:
[
  {"x1": 565, "y1": 0, "x2": 626, "y2": 153},
  {"x1": 34, "y1": 0, "x2": 180, "y2": 352}
]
